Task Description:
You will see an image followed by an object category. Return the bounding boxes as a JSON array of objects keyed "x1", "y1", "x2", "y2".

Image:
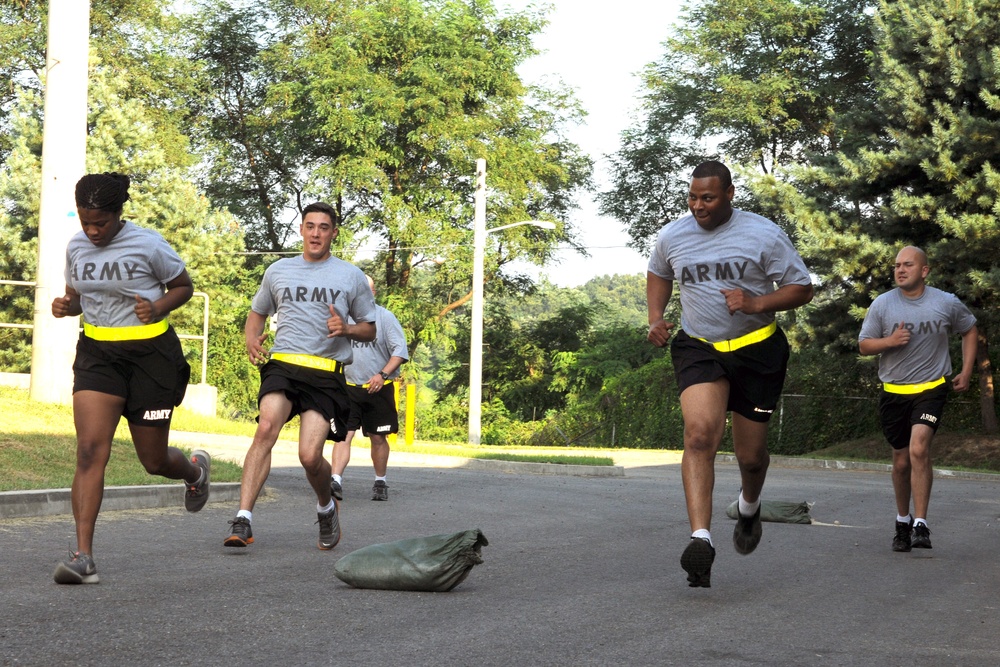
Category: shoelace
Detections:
[{"x1": 228, "y1": 519, "x2": 249, "y2": 535}]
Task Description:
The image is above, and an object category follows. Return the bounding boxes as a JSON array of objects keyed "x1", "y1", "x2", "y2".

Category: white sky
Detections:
[{"x1": 498, "y1": 0, "x2": 686, "y2": 286}]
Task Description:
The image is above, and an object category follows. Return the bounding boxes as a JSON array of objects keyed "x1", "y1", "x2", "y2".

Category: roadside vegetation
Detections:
[{"x1": 3, "y1": 387, "x2": 996, "y2": 493}]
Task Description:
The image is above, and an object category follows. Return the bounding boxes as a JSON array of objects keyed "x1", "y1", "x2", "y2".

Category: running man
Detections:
[
  {"x1": 330, "y1": 275, "x2": 408, "y2": 502},
  {"x1": 646, "y1": 161, "x2": 813, "y2": 587},
  {"x1": 223, "y1": 202, "x2": 376, "y2": 550},
  {"x1": 859, "y1": 245, "x2": 977, "y2": 551}
]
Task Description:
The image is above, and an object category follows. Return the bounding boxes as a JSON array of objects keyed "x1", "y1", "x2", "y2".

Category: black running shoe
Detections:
[
  {"x1": 733, "y1": 504, "x2": 762, "y2": 555},
  {"x1": 317, "y1": 503, "x2": 341, "y2": 550},
  {"x1": 185, "y1": 449, "x2": 211, "y2": 512},
  {"x1": 680, "y1": 537, "x2": 716, "y2": 588},
  {"x1": 892, "y1": 518, "x2": 913, "y2": 552},
  {"x1": 330, "y1": 478, "x2": 343, "y2": 501},
  {"x1": 224, "y1": 517, "x2": 254, "y2": 547},
  {"x1": 911, "y1": 523, "x2": 932, "y2": 549},
  {"x1": 53, "y1": 551, "x2": 99, "y2": 585},
  {"x1": 371, "y1": 480, "x2": 389, "y2": 501}
]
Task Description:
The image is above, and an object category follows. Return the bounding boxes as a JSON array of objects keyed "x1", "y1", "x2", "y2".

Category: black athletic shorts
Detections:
[
  {"x1": 670, "y1": 328, "x2": 790, "y2": 423},
  {"x1": 345, "y1": 382, "x2": 399, "y2": 437},
  {"x1": 878, "y1": 383, "x2": 948, "y2": 449},
  {"x1": 72, "y1": 326, "x2": 190, "y2": 427},
  {"x1": 258, "y1": 359, "x2": 351, "y2": 442}
]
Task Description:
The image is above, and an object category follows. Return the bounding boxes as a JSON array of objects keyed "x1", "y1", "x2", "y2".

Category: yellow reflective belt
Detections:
[
  {"x1": 695, "y1": 321, "x2": 777, "y2": 352},
  {"x1": 271, "y1": 353, "x2": 344, "y2": 374},
  {"x1": 83, "y1": 320, "x2": 168, "y2": 341},
  {"x1": 883, "y1": 377, "x2": 946, "y2": 395},
  {"x1": 346, "y1": 379, "x2": 394, "y2": 388}
]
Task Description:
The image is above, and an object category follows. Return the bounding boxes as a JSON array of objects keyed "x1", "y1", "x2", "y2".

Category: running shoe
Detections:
[
  {"x1": 892, "y1": 518, "x2": 913, "y2": 552},
  {"x1": 53, "y1": 551, "x2": 99, "y2": 585},
  {"x1": 911, "y1": 523, "x2": 932, "y2": 549},
  {"x1": 681, "y1": 537, "x2": 715, "y2": 588},
  {"x1": 733, "y1": 504, "x2": 762, "y2": 555},
  {"x1": 184, "y1": 449, "x2": 211, "y2": 512},
  {"x1": 224, "y1": 517, "x2": 254, "y2": 547},
  {"x1": 330, "y1": 478, "x2": 343, "y2": 501},
  {"x1": 317, "y1": 503, "x2": 341, "y2": 550},
  {"x1": 371, "y1": 480, "x2": 389, "y2": 501}
]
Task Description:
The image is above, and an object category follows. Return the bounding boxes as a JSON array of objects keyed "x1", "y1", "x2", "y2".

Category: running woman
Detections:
[{"x1": 51, "y1": 172, "x2": 210, "y2": 585}]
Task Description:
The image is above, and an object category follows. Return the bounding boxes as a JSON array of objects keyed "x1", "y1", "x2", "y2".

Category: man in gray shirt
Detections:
[
  {"x1": 330, "y1": 275, "x2": 409, "y2": 502},
  {"x1": 647, "y1": 161, "x2": 813, "y2": 588},
  {"x1": 859, "y1": 245, "x2": 977, "y2": 552},
  {"x1": 224, "y1": 202, "x2": 376, "y2": 551}
]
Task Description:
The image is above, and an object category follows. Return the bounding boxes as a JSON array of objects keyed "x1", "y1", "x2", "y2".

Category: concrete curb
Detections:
[
  {"x1": 724, "y1": 454, "x2": 1000, "y2": 482},
  {"x1": 0, "y1": 482, "x2": 242, "y2": 520},
  {"x1": 462, "y1": 458, "x2": 624, "y2": 477}
]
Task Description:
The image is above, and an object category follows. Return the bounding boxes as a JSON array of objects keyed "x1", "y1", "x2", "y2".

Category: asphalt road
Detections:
[{"x1": 2, "y1": 457, "x2": 999, "y2": 666}]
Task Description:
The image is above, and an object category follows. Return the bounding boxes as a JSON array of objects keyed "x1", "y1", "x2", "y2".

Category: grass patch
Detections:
[
  {"x1": 470, "y1": 452, "x2": 614, "y2": 466},
  {"x1": 0, "y1": 386, "x2": 243, "y2": 492}
]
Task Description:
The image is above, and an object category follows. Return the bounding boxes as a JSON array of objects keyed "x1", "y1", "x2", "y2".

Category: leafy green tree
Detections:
[
  {"x1": 600, "y1": 0, "x2": 877, "y2": 251},
  {"x1": 754, "y1": 0, "x2": 1000, "y2": 432},
  {"x1": 255, "y1": 0, "x2": 593, "y2": 346},
  {"x1": 0, "y1": 66, "x2": 249, "y2": 405}
]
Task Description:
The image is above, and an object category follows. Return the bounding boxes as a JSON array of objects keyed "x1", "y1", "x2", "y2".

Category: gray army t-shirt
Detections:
[
  {"x1": 346, "y1": 305, "x2": 408, "y2": 385},
  {"x1": 252, "y1": 255, "x2": 376, "y2": 364},
  {"x1": 859, "y1": 286, "x2": 976, "y2": 384},
  {"x1": 647, "y1": 209, "x2": 812, "y2": 342},
  {"x1": 65, "y1": 221, "x2": 186, "y2": 327}
]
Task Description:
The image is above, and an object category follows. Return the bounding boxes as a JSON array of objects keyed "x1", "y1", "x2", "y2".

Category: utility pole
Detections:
[{"x1": 30, "y1": 0, "x2": 91, "y2": 404}]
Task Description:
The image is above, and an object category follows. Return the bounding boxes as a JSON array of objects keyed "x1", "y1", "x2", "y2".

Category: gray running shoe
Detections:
[
  {"x1": 330, "y1": 478, "x2": 343, "y2": 501},
  {"x1": 317, "y1": 503, "x2": 341, "y2": 550},
  {"x1": 681, "y1": 538, "x2": 715, "y2": 588},
  {"x1": 185, "y1": 449, "x2": 211, "y2": 512},
  {"x1": 53, "y1": 551, "x2": 99, "y2": 585},
  {"x1": 371, "y1": 480, "x2": 389, "y2": 501},
  {"x1": 911, "y1": 523, "x2": 932, "y2": 549},
  {"x1": 733, "y1": 504, "x2": 762, "y2": 555},
  {"x1": 892, "y1": 518, "x2": 913, "y2": 552},
  {"x1": 224, "y1": 517, "x2": 254, "y2": 547}
]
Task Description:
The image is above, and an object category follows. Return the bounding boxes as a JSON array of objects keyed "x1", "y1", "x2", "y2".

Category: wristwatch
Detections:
[{"x1": 379, "y1": 371, "x2": 390, "y2": 381}]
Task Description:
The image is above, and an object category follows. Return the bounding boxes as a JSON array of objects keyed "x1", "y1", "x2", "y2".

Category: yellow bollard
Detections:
[{"x1": 405, "y1": 383, "x2": 416, "y2": 445}]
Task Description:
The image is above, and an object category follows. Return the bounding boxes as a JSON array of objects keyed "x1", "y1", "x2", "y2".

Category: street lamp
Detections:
[{"x1": 468, "y1": 158, "x2": 557, "y2": 445}]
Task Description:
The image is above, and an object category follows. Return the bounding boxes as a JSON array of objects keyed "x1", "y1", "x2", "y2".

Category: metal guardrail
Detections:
[{"x1": 0, "y1": 280, "x2": 210, "y2": 384}]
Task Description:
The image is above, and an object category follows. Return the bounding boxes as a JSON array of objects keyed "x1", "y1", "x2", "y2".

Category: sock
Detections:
[
  {"x1": 318, "y1": 499, "x2": 335, "y2": 513},
  {"x1": 332, "y1": 474, "x2": 343, "y2": 485},
  {"x1": 375, "y1": 475, "x2": 387, "y2": 483},
  {"x1": 692, "y1": 529, "x2": 712, "y2": 547},
  {"x1": 237, "y1": 509, "x2": 252, "y2": 522},
  {"x1": 739, "y1": 491, "x2": 760, "y2": 517},
  {"x1": 897, "y1": 514, "x2": 912, "y2": 524},
  {"x1": 189, "y1": 467, "x2": 205, "y2": 486},
  {"x1": 914, "y1": 518, "x2": 928, "y2": 528}
]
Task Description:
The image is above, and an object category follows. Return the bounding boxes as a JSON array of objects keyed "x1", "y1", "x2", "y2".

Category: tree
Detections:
[
  {"x1": 254, "y1": 0, "x2": 592, "y2": 343},
  {"x1": 754, "y1": 0, "x2": 1000, "y2": 432},
  {"x1": 600, "y1": 0, "x2": 877, "y2": 252},
  {"x1": 0, "y1": 65, "x2": 248, "y2": 399}
]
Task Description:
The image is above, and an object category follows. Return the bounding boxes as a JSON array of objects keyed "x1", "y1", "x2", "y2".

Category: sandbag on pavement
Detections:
[
  {"x1": 726, "y1": 499, "x2": 812, "y2": 524},
  {"x1": 333, "y1": 529, "x2": 489, "y2": 592}
]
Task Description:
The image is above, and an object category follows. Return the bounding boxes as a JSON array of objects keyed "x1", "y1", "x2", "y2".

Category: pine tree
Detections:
[{"x1": 756, "y1": 0, "x2": 1000, "y2": 432}]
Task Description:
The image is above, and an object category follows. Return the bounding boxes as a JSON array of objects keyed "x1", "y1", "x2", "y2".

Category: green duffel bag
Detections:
[
  {"x1": 333, "y1": 529, "x2": 489, "y2": 592},
  {"x1": 725, "y1": 499, "x2": 813, "y2": 524}
]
